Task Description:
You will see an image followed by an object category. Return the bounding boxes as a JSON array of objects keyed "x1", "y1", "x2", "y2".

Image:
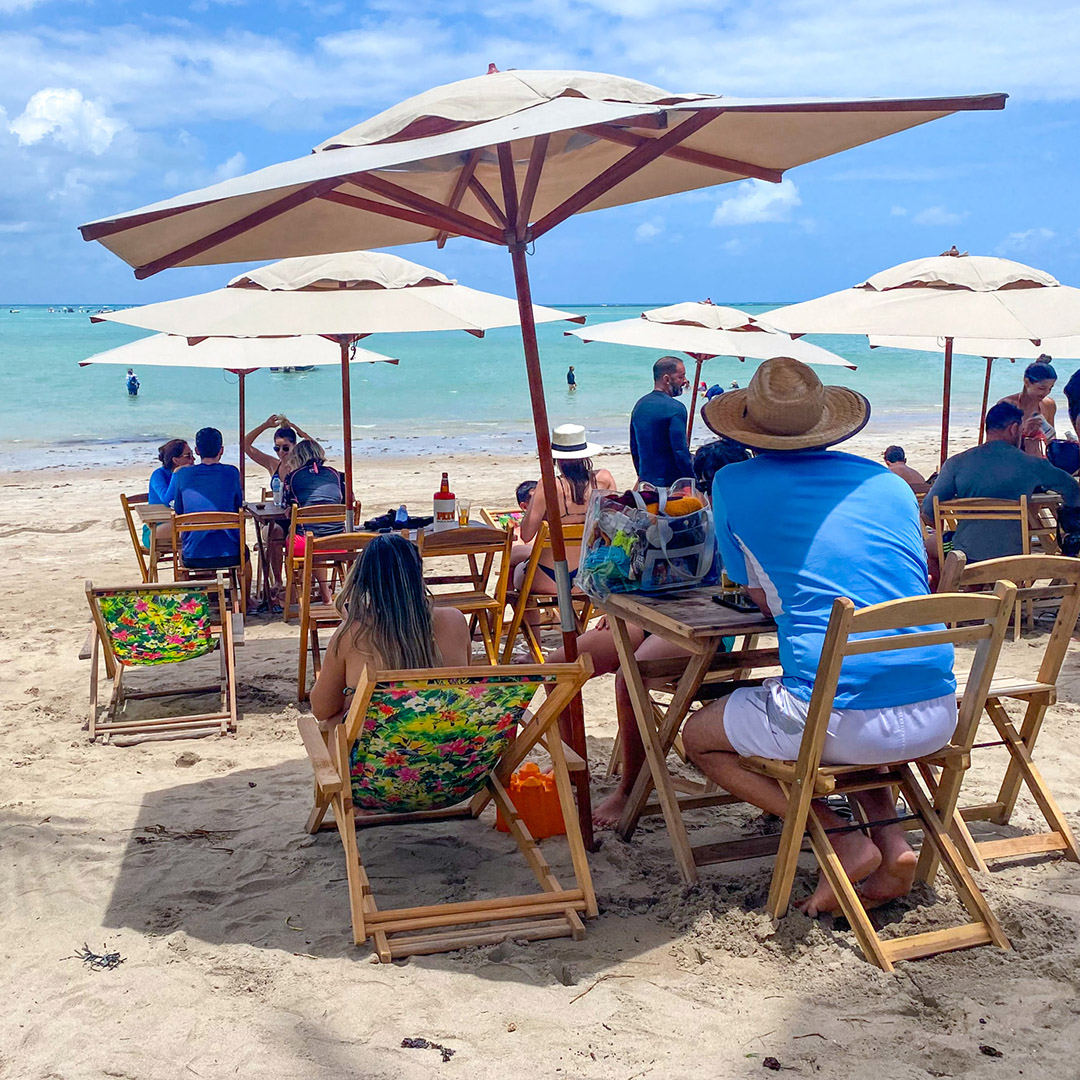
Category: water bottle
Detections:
[
  {"x1": 394, "y1": 504, "x2": 408, "y2": 526},
  {"x1": 271, "y1": 475, "x2": 282, "y2": 506}
]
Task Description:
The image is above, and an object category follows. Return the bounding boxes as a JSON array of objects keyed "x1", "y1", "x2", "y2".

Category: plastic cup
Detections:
[{"x1": 457, "y1": 499, "x2": 472, "y2": 527}]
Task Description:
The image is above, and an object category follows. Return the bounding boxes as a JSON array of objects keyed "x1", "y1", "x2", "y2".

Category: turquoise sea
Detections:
[{"x1": 0, "y1": 302, "x2": 1046, "y2": 472}]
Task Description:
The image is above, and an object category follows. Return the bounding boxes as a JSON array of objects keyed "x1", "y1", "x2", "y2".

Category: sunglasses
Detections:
[{"x1": 275, "y1": 444, "x2": 292, "y2": 453}]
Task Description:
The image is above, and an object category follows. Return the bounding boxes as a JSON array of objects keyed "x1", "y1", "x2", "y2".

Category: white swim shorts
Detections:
[{"x1": 721, "y1": 677, "x2": 957, "y2": 765}]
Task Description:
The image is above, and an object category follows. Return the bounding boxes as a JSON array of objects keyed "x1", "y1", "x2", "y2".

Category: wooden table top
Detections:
[
  {"x1": 597, "y1": 585, "x2": 776, "y2": 644},
  {"x1": 133, "y1": 503, "x2": 173, "y2": 524},
  {"x1": 244, "y1": 501, "x2": 289, "y2": 521}
]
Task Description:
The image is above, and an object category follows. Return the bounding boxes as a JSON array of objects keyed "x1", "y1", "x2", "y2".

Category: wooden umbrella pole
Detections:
[
  {"x1": 339, "y1": 337, "x2": 355, "y2": 531},
  {"x1": 978, "y1": 356, "x2": 994, "y2": 444},
  {"x1": 686, "y1": 355, "x2": 705, "y2": 443},
  {"x1": 237, "y1": 369, "x2": 246, "y2": 497},
  {"x1": 940, "y1": 337, "x2": 954, "y2": 466}
]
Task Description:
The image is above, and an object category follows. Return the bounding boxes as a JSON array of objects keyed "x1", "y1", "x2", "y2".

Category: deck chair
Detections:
[
  {"x1": 297, "y1": 532, "x2": 378, "y2": 701},
  {"x1": 298, "y1": 658, "x2": 596, "y2": 961},
  {"x1": 936, "y1": 551, "x2": 1080, "y2": 866},
  {"x1": 282, "y1": 504, "x2": 348, "y2": 622},
  {"x1": 933, "y1": 496, "x2": 1029, "y2": 636},
  {"x1": 120, "y1": 493, "x2": 172, "y2": 583},
  {"x1": 480, "y1": 507, "x2": 525, "y2": 532},
  {"x1": 501, "y1": 522, "x2": 593, "y2": 662},
  {"x1": 172, "y1": 511, "x2": 247, "y2": 615},
  {"x1": 738, "y1": 582, "x2": 1016, "y2": 972},
  {"x1": 85, "y1": 576, "x2": 237, "y2": 742},
  {"x1": 419, "y1": 525, "x2": 514, "y2": 664}
]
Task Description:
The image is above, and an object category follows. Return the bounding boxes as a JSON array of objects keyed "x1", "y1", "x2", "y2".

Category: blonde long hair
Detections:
[
  {"x1": 283, "y1": 438, "x2": 326, "y2": 476},
  {"x1": 334, "y1": 534, "x2": 441, "y2": 670}
]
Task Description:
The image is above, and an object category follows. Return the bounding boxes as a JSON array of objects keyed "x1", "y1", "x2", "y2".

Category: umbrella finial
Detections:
[
  {"x1": 941, "y1": 245, "x2": 962, "y2": 257},
  {"x1": 487, "y1": 63, "x2": 500, "y2": 74}
]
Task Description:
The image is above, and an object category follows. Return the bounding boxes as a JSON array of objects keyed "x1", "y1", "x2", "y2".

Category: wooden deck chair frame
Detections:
[
  {"x1": 297, "y1": 531, "x2": 378, "y2": 701},
  {"x1": 172, "y1": 511, "x2": 247, "y2": 615},
  {"x1": 935, "y1": 551, "x2": 1080, "y2": 866},
  {"x1": 282, "y1": 504, "x2": 348, "y2": 622},
  {"x1": 297, "y1": 658, "x2": 597, "y2": 962},
  {"x1": 419, "y1": 525, "x2": 514, "y2": 664},
  {"x1": 738, "y1": 583, "x2": 1017, "y2": 971},
  {"x1": 120, "y1": 492, "x2": 172, "y2": 583},
  {"x1": 501, "y1": 522, "x2": 593, "y2": 662},
  {"x1": 86, "y1": 575, "x2": 237, "y2": 742},
  {"x1": 933, "y1": 496, "x2": 1030, "y2": 636}
]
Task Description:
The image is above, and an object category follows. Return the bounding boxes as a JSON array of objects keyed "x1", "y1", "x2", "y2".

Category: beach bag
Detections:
[
  {"x1": 1047, "y1": 439, "x2": 1080, "y2": 476},
  {"x1": 577, "y1": 479, "x2": 715, "y2": 601}
]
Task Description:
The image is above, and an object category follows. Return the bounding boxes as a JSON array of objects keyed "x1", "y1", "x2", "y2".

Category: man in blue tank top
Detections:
[{"x1": 681, "y1": 358, "x2": 956, "y2": 919}]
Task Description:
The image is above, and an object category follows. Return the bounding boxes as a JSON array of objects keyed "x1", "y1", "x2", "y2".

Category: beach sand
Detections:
[{"x1": 3, "y1": 436, "x2": 1080, "y2": 1079}]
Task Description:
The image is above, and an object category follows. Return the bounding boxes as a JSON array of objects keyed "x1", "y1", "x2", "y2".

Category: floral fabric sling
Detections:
[
  {"x1": 97, "y1": 590, "x2": 216, "y2": 666},
  {"x1": 349, "y1": 677, "x2": 546, "y2": 812}
]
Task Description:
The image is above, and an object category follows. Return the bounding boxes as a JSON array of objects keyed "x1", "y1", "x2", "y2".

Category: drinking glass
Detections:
[{"x1": 457, "y1": 499, "x2": 472, "y2": 526}]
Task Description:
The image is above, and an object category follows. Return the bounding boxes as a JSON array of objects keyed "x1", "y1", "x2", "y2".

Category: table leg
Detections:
[
  {"x1": 147, "y1": 529, "x2": 159, "y2": 584},
  {"x1": 609, "y1": 617, "x2": 719, "y2": 884},
  {"x1": 252, "y1": 520, "x2": 274, "y2": 612}
]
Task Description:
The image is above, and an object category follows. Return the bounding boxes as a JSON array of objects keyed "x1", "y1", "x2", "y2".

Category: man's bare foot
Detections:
[
  {"x1": 592, "y1": 789, "x2": 629, "y2": 829},
  {"x1": 858, "y1": 830, "x2": 918, "y2": 908},
  {"x1": 796, "y1": 830, "x2": 881, "y2": 917}
]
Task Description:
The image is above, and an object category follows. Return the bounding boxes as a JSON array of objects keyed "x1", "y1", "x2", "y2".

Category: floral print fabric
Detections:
[
  {"x1": 97, "y1": 590, "x2": 216, "y2": 666},
  {"x1": 349, "y1": 677, "x2": 549, "y2": 812}
]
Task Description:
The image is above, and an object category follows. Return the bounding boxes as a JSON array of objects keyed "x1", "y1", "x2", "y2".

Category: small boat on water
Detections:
[{"x1": 269, "y1": 365, "x2": 316, "y2": 373}]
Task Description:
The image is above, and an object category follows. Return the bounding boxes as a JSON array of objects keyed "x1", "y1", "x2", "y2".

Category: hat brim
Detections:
[
  {"x1": 701, "y1": 386, "x2": 870, "y2": 451},
  {"x1": 551, "y1": 441, "x2": 602, "y2": 460}
]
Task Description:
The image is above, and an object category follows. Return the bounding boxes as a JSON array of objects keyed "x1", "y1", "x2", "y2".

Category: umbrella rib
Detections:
[
  {"x1": 530, "y1": 110, "x2": 716, "y2": 241},
  {"x1": 436, "y1": 150, "x2": 481, "y2": 249},
  {"x1": 133, "y1": 176, "x2": 346, "y2": 278},
  {"x1": 467, "y1": 176, "x2": 509, "y2": 227},
  {"x1": 81, "y1": 199, "x2": 215, "y2": 242},
  {"x1": 319, "y1": 188, "x2": 493, "y2": 243},
  {"x1": 579, "y1": 123, "x2": 782, "y2": 184},
  {"x1": 346, "y1": 173, "x2": 505, "y2": 245}
]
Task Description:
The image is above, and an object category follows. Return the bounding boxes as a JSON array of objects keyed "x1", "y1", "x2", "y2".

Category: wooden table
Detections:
[
  {"x1": 245, "y1": 502, "x2": 289, "y2": 612},
  {"x1": 597, "y1": 585, "x2": 777, "y2": 884},
  {"x1": 133, "y1": 503, "x2": 173, "y2": 582}
]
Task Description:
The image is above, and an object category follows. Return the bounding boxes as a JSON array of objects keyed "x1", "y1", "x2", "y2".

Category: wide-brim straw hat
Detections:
[
  {"x1": 551, "y1": 423, "x2": 601, "y2": 459},
  {"x1": 702, "y1": 356, "x2": 869, "y2": 451}
]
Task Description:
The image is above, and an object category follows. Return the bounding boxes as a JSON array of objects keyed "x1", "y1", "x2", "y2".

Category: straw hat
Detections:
[
  {"x1": 551, "y1": 423, "x2": 601, "y2": 459},
  {"x1": 702, "y1": 357, "x2": 869, "y2": 451}
]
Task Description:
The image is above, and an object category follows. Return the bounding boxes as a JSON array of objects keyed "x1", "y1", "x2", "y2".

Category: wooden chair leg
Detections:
[
  {"x1": 993, "y1": 698, "x2": 1049, "y2": 823},
  {"x1": 766, "y1": 779, "x2": 819, "y2": 922}
]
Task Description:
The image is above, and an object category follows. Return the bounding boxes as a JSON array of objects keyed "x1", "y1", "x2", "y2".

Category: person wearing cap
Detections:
[
  {"x1": 681, "y1": 358, "x2": 957, "y2": 918},
  {"x1": 998, "y1": 357, "x2": 1057, "y2": 458},
  {"x1": 883, "y1": 445, "x2": 925, "y2": 489},
  {"x1": 515, "y1": 424, "x2": 616, "y2": 605},
  {"x1": 629, "y1": 356, "x2": 694, "y2": 488}
]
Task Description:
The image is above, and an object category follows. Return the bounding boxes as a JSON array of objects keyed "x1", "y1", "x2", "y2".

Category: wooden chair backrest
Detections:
[
  {"x1": 933, "y1": 496, "x2": 1030, "y2": 571},
  {"x1": 300, "y1": 531, "x2": 378, "y2": 601},
  {"x1": 790, "y1": 583, "x2": 1017, "y2": 787},
  {"x1": 171, "y1": 511, "x2": 247, "y2": 579},
  {"x1": 120, "y1": 492, "x2": 151, "y2": 581},
  {"x1": 287, "y1": 503, "x2": 348, "y2": 548},
  {"x1": 515, "y1": 522, "x2": 587, "y2": 599},
  {"x1": 86, "y1": 575, "x2": 229, "y2": 680},
  {"x1": 939, "y1": 551, "x2": 1080, "y2": 689},
  {"x1": 419, "y1": 525, "x2": 513, "y2": 598},
  {"x1": 480, "y1": 507, "x2": 524, "y2": 531}
]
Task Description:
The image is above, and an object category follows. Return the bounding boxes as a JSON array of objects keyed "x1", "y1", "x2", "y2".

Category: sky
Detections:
[{"x1": 1, "y1": 0, "x2": 1079, "y2": 305}]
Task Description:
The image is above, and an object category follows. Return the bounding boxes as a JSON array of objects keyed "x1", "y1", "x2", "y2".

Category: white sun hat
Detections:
[{"x1": 550, "y1": 423, "x2": 601, "y2": 459}]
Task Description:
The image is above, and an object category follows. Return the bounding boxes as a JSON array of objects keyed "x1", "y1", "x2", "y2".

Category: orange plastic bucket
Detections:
[{"x1": 494, "y1": 762, "x2": 567, "y2": 838}]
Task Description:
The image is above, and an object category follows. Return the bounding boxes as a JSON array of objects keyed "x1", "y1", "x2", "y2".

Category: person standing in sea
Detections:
[
  {"x1": 566, "y1": 365, "x2": 577, "y2": 393},
  {"x1": 629, "y1": 356, "x2": 693, "y2": 487}
]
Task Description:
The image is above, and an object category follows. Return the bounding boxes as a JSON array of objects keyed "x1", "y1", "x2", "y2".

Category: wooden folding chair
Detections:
[
  {"x1": 172, "y1": 511, "x2": 247, "y2": 615},
  {"x1": 297, "y1": 531, "x2": 378, "y2": 701},
  {"x1": 738, "y1": 582, "x2": 1016, "y2": 971},
  {"x1": 282, "y1": 504, "x2": 348, "y2": 622},
  {"x1": 419, "y1": 525, "x2": 514, "y2": 664},
  {"x1": 934, "y1": 496, "x2": 1029, "y2": 636},
  {"x1": 501, "y1": 523, "x2": 593, "y2": 662},
  {"x1": 297, "y1": 658, "x2": 596, "y2": 961},
  {"x1": 936, "y1": 551, "x2": 1080, "y2": 866},
  {"x1": 120, "y1": 493, "x2": 172, "y2": 583},
  {"x1": 85, "y1": 575, "x2": 237, "y2": 742}
]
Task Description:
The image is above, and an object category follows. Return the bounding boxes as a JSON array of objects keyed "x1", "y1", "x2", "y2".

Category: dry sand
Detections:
[{"x1": 3, "y1": 435, "x2": 1080, "y2": 1080}]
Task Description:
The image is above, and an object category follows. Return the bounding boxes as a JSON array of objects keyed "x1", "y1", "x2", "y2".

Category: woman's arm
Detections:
[
  {"x1": 434, "y1": 607, "x2": 471, "y2": 667},
  {"x1": 310, "y1": 630, "x2": 349, "y2": 722},
  {"x1": 243, "y1": 415, "x2": 279, "y2": 474},
  {"x1": 520, "y1": 480, "x2": 547, "y2": 543},
  {"x1": 594, "y1": 468, "x2": 617, "y2": 491}
]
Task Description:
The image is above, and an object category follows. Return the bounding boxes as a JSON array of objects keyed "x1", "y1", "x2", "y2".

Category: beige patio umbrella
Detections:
[
  {"x1": 78, "y1": 67, "x2": 1006, "y2": 844},
  {"x1": 567, "y1": 300, "x2": 855, "y2": 440},
  {"x1": 78, "y1": 332, "x2": 399, "y2": 491},
  {"x1": 767, "y1": 254, "x2": 1080, "y2": 461},
  {"x1": 869, "y1": 333, "x2": 1080, "y2": 443},
  {"x1": 92, "y1": 250, "x2": 582, "y2": 523}
]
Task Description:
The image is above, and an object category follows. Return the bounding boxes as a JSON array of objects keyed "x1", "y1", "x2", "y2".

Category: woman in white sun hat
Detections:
[{"x1": 515, "y1": 424, "x2": 617, "y2": 599}]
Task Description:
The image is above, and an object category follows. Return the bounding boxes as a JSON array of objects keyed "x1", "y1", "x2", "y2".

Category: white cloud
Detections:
[
  {"x1": 213, "y1": 151, "x2": 247, "y2": 181},
  {"x1": 912, "y1": 205, "x2": 968, "y2": 226},
  {"x1": 0, "y1": 221, "x2": 30, "y2": 233},
  {"x1": 10, "y1": 89, "x2": 123, "y2": 155},
  {"x1": 996, "y1": 227, "x2": 1056, "y2": 254},
  {"x1": 634, "y1": 218, "x2": 664, "y2": 242},
  {"x1": 711, "y1": 178, "x2": 800, "y2": 227}
]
